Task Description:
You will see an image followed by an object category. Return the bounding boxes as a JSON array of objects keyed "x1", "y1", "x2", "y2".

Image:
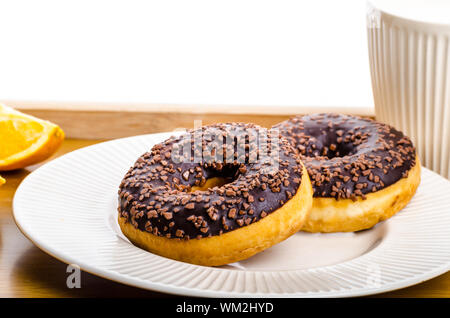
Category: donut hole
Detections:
[
  {"x1": 307, "y1": 138, "x2": 358, "y2": 160},
  {"x1": 190, "y1": 177, "x2": 229, "y2": 192},
  {"x1": 189, "y1": 164, "x2": 243, "y2": 192},
  {"x1": 323, "y1": 142, "x2": 357, "y2": 159},
  {"x1": 302, "y1": 131, "x2": 363, "y2": 160}
]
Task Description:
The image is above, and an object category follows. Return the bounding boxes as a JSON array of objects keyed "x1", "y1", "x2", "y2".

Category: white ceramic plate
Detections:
[{"x1": 13, "y1": 133, "x2": 450, "y2": 297}]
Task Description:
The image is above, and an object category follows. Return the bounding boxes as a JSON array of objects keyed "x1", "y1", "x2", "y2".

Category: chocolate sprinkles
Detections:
[
  {"x1": 274, "y1": 113, "x2": 417, "y2": 200},
  {"x1": 118, "y1": 123, "x2": 304, "y2": 240}
]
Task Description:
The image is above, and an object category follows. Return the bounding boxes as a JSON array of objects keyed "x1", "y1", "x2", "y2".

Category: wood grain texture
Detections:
[
  {"x1": 0, "y1": 139, "x2": 448, "y2": 297},
  {"x1": 16, "y1": 109, "x2": 299, "y2": 140},
  {"x1": 2, "y1": 100, "x2": 375, "y2": 139}
]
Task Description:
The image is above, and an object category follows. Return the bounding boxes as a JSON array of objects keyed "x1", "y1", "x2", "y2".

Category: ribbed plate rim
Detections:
[{"x1": 12, "y1": 133, "x2": 450, "y2": 297}]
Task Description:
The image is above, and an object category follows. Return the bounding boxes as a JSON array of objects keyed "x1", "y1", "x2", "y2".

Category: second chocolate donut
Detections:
[{"x1": 274, "y1": 113, "x2": 420, "y2": 233}]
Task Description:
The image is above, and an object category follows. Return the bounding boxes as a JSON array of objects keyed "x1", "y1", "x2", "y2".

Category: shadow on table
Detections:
[{"x1": 13, "y1": 246, "x2": 179, "y2": 298}]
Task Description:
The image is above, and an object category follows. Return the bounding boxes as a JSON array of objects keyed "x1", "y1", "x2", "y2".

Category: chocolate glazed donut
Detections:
[
  {"x1": 118, "y1": 123, "x2": 313, "y2": 266},
  {"x1": 274, "y1": 113, "x2": 421, "y2": 233}
]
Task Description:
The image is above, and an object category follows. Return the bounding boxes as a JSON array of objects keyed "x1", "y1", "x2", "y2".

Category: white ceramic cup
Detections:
[{"x1": 367, "y1": 0, "x2": 450, "y2": 178}]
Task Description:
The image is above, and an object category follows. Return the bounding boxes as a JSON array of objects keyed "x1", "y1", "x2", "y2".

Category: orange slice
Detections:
[{"x1": 0, "y1": 104, "x2": 65, "y2": 171}]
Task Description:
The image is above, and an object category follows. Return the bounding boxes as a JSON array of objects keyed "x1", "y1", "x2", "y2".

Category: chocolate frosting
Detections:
[
  {"x1": 274, "y1": 113, "x2": 417, "y2": 200},
  {"x1": 118, "y1": 123, "x2": 304, "y2": 239}
]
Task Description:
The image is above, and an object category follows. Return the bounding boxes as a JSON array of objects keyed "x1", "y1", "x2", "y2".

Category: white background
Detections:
[{"x1": 0, "y1": 0, "x2": 373, "y2": 108}]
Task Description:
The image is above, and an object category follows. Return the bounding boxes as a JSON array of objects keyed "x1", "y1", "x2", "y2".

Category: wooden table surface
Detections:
[{"x1": 1, "y1": 139, "x2": 449, "y2": 298}]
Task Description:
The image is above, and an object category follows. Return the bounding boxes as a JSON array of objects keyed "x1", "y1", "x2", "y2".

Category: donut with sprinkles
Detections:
[
  {"x1": 274, "y1": 113, "x2": 420, "y2": 232},
  {"x1": 118, "y1": 123, "x2": 313, "y2": 266}
]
